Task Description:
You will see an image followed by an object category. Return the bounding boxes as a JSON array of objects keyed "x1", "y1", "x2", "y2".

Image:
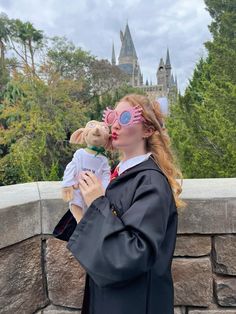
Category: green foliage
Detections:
[
  {"x1": 3, "y1": 3, "x2": 235, "y2": 183},
  {"x1": 0, "y1": 15, "x2": 139, "y2": 185},
  {"x1": 0, "y1": 73, "x2": 87, "y2": 185},
  {"x1": 47, "y1": 36, "x2": 94, "y2": 80},
  {"x1": 167, "y1": 0, "x2": 236, "y2": 178}
]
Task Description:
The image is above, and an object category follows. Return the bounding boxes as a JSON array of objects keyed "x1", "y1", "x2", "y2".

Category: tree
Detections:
[
  {"x1": 47, "y1": 37, "x2": 130, "y2": 102},
  {"x1": 0, "y1": 13, "x2": 11, "y2": 92},
  {"x1": 9, "y1": 19, "x2": 44, "y2": 75},
  {"x1": 167, "y1": 0, "x2": 236, "y2": 177},
  {"x1": 0, "y1": 70, "x2": 87, "y2": 185},
  {"x1": 0, "y1": 14, "x2": 154, "y2": 185}
]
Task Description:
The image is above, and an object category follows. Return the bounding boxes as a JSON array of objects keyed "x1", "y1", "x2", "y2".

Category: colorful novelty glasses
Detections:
[{"x1": 102, "y1": 105, "x2": 146, "y2": 127}]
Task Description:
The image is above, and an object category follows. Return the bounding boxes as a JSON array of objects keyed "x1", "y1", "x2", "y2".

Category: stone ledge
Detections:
[
  {"x1": 1, "y1": 178, "x2": 235, "y2": 208},
  {"x1": 0, "y1": 181, "x2": 68, "y2": 248},
  {"x1": 0, "y1": 201, "x2": 41, "y2": 249},
  {"x1": 179, "y1": 178, "x2": 236, "y2": 199},
  {"x1": 0, "y1": 179, "x2": 236, "y2": 248}
]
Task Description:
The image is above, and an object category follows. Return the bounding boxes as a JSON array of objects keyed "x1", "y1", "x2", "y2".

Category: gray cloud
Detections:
[{"x1": 0, "y1": 0, "x2": 212, "y2": 93}]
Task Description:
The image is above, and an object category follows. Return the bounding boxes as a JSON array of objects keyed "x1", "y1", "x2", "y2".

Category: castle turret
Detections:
[
  {"x1": 140, "y1": 72, "x2": 143, "y2": 85},
  {"x1": 111, "y1": 23, "x2": 177, "y2": 104},
  {"x1": 111, "y1": 42, "x2": 116, "y2": 65},
  {"x1": 165, "y1": 48, "x2": 172, "y2": 89},
  {"x1": 117, "y1": 22, "x2": 141, "y2": 86},
  {"x1": 175, "y1": 74, "x2": 178, "y2": 90},
  {"x1": 118, "y1": 22, "x2": 137, "y2": 65},
  {"x1": 157, "y1": 58, "x2": 167, "y2": 91},
  {"x1": 171, "y1": 73, "x2": 175, "y2": 86}
]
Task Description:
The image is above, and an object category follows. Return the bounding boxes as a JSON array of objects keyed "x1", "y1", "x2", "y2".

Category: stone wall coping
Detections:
[
  {"x1": 0, "y1": 179, "x2": 236, "y2": 249},
  {"x1": 0, "y1": 178, "x2": 236, "y2": 211}
]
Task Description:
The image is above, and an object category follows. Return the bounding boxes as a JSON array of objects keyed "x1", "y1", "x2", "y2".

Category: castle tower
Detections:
[
  {"x1": 175, "y1": 74, "x2": 178, "y2": 91},
  {"x1": 117, "y1": 22, "x2": 141, "y2": 86},
  {"x1": 111, "y1": 23, "x2": 178, "y2": 104},
  {"x1": 111, "y1": 42, "x2": 116, "y2": 65},
  {"x1": 165, "y1": 48, "x2": 172, "y2": 89},
  {"x1": 168, "y1": 72, "x2": 178, "y2": 104},
  {"x1": 156, "y1": 58, "x2": 167, "y2": 91}
]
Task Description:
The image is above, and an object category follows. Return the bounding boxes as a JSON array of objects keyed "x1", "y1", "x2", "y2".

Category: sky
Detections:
[{"x1": 0, "y1": 0, "x2": 212, "y2": 94}]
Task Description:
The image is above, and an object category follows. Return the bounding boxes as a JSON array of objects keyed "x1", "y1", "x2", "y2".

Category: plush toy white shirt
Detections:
[
  {"x1": 61, "y1": 148, "x2": 111, "y2": 213},
  {"x1": 62, "y1": 150, "x2": 152, "y2": 213}
]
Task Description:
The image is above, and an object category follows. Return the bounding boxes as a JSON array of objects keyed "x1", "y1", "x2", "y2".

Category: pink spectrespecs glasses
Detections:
[{"x1": 102, "y1": 105, "x2": 146, "y2": 127}]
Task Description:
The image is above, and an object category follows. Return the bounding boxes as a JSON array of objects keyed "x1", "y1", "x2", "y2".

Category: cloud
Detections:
[{"x1": 0, "y1": 0, "x2": 212, "y2": 93}]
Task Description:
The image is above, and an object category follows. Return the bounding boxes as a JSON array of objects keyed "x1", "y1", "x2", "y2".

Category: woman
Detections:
[{"x1": 53, "y1": 93, "x2": 186, "y2": 314}]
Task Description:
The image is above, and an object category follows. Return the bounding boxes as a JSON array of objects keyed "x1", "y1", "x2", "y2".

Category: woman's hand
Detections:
[{"x1": 78, "y1": 171, "x2": 105, "y2": 208}]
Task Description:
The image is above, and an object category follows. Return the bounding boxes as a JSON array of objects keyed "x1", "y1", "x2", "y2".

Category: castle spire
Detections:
[
  {"x1": 118, "y1": 22, "x2": 137, "y2": 63},
  {"x1": 165, "y1": 48, "x2": 171, "y2": 68},
  {"x1": 159, "y1": 58, "x2": 165, "y2": 68},
  {"x1": 165, "y1": 48, "x2": 172, "y2": 89},
  {"x1": 175, "y1": 74, "x2": 178, "y2": 89},
  {"x1": 117, "y1": 22, "x2": 141, "y2": 87},
  {"x1": 111, "y1": 42, "x2": 116, "y2": 65}
]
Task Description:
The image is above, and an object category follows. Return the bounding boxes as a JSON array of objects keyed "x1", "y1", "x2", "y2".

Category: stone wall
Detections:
[{"x1": 0, "y1": 179, "x2": 236, "y2": 314}]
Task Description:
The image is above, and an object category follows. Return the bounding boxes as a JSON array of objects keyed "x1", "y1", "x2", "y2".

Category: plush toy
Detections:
[{"x1": 61, "y1": 120, "x2": 112, "y2": 219}]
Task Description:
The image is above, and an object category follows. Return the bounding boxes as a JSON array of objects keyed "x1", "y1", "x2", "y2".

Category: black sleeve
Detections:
[
  {"x1": 66, "y1": 172, "x2": 172, "y2": 288},
  {"x1": 52, "y1": 209, "x2": 77, "y2": 242}
]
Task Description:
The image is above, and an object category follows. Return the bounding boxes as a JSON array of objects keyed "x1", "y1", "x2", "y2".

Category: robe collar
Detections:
[
  {"x1": 117, "y1": 152, "x2": 152, "y2": 175},
  {"x1": 107, "y1": 153, "x2": 165, "y2": 189}
]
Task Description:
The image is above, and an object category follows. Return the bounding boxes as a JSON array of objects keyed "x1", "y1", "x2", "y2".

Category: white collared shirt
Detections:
[{"x1": 117, "y1": 152, "x2": 152, "y2": 175}]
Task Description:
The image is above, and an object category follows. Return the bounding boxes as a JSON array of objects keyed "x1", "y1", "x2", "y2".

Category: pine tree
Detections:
[{"x1": 167, "y1": 0, "x2": 236, "y2": 178}]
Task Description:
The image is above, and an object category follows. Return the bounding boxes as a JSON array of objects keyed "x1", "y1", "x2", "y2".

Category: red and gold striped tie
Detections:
[{"x1": 110, "y1": 165, "x2": 120, "y2": 181}]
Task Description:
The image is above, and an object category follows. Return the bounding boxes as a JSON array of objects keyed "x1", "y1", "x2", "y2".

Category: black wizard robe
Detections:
[{"x1": 53, "y1": 155, "x2": 178, "y2": 314}]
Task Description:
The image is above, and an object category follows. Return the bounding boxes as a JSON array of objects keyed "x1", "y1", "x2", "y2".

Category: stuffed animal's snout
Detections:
[
  {"x1": 69, "y1": 120, "x2": 111, "y2": 148},
  {"x1": 92, "y1": 127, "x2": 102, "y2": 136}
]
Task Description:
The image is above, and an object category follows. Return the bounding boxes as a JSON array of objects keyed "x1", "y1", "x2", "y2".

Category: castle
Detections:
[{"x1": 111, "y1": 22, "x2": 178, "y2": 106}]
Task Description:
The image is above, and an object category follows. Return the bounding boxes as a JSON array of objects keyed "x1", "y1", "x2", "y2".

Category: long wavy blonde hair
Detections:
[{"x1": 114, "y1": 93, "x2": 187, "y2": 211}]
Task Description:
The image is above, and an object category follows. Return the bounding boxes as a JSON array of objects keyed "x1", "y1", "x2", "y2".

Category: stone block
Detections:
[
  {"x1": 46, "y1": 238, "x2": 85, "y2": 308},
  {"x1": 214, "y1": 276, "x2": 236, "y2": 306},
  {"x1": 178, "y1": 199, "x2": 236, "y2": 234},
  {"x1": 172, "y1": 257, "x2": 212, "y2": 306},
  {"x1": 174, "y1": 235, "x2": 211, "y2": 256},
  {"x1": 0, "y1": 236, "x2": 48, "y2": 313},
  {"x1": 37, "y1": 181, "x2": 69, "y2": 235},
  {"x1": 35, "y1": 304, "x2": 81, "y2": 313},
  {"x1": 213, "y1": 235, "x2": 236, "y2": 275},
  {"x1": 174, "y1": 306, "x2": 186, "y2": 314},
  {"x1": 0, "y1": 201, "x2": 41, "y2": 249}
]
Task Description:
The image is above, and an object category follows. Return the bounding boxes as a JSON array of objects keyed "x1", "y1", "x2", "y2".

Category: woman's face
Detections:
[{"x1": 110, "y1": 101, "x2": 147, "y2": 150}]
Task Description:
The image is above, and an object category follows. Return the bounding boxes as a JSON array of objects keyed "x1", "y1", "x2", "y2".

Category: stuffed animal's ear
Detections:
[{"x1": 69, "y1": 128, "x2": 85, "y2": 144}]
